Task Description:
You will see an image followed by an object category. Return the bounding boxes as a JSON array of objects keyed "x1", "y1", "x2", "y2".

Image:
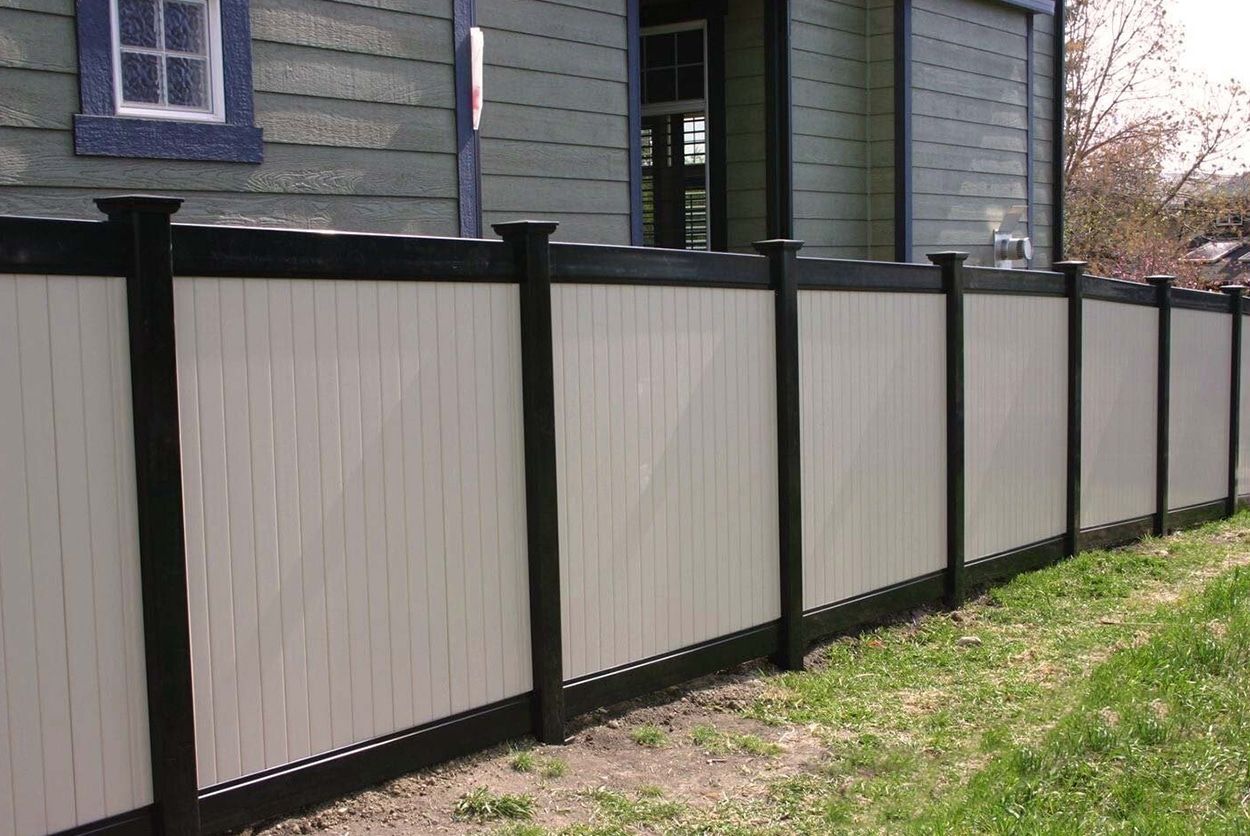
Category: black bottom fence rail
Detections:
[{"x1": 0, "y1": 199, "x2": 1243, "y2": 836}]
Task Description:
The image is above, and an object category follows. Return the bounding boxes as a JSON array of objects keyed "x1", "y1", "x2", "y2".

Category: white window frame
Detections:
[{"x1": 109, "y1": 0, "x2": 227, "y2": 123}]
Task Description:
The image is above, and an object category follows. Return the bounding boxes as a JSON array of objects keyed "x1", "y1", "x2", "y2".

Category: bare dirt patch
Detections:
[{"x1": 246, "y1": 669, "x2": 826, "y2": 836}]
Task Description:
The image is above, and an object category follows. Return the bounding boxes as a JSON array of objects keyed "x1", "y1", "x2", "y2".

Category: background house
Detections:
[{"x1": 0, "y1": 0, "x2": 1062, "y2": 266}]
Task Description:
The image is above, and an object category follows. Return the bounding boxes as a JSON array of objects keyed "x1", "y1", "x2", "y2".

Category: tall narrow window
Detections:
[
  {"x1": 641, "y1": 23, "x2": 709, "y2": 250},
  {"x1": 113, "y1": 0, "x2": 225, "y2": 121}
]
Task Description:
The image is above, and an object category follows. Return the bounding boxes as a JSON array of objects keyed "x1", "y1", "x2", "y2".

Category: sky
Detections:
[{"x1": 1167, "y1": 0, "x2": 1250, "y2": 169}]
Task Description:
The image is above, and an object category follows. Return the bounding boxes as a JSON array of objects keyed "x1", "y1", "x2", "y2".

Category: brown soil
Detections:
[{"x1": 243, "y1": 665, "x2": 829, "y2": 836}]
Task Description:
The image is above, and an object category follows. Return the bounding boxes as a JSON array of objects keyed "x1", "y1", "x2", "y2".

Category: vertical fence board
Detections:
[
  {"x1": 965, "y1": 294, "x2": 1067, "y2": 560},
  {"x1": 1169, "y1": 309, "x2": 1231, "y2": 510},
  {"x1": 177, "y1": 278, "x2": 532, "y2": 789},
  {"x1": 0, "y1": 274, "x2": 152, "y2": 835},
  {"x1": 798, "y1": 291, "x2": 946, "y2": 609},
  {"x1": 1081, "y1": 300, "x2": 1158, "y2": 528},
  {"x1": 552, "y1": 285, "x2": 779, "y2": 681},
  {"x1": 1241, "y1": 312, "x2": 1250, "y2": 496}
]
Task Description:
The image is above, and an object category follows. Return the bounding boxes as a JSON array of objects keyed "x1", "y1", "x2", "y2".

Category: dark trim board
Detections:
[
  {"x1": 1166, "y1": 500, "x2": 1227, "y2": 533},
  {"x1": 803, "y1": 572, "x2": 946, "y2": 641},
  {"x1": 893, "y1": 0, "x2": 913, "y2": 263},
  {"x1": 627, "y1": 0, "x2": 643, "y2": 245},
  {"x1": 453, "y1": 0, "x2": 483, "y2": 238},
  {"x1": 0, "y1": 216, "x2": 128, "y2": 276},
  {"x1": 1025, "y1": 14, "x2": 1036, "y2": 267},
  {"x1": 1079, "y1": 515, "x2": 1154, "y2": 552},
  {"x1": 172, "y1": 224, "x2": 516, "y2": 282},
  {"x1": 763, "y1": 0, "x2": 793, "y2": 240},
  {"x1": 998, "y1": 0, "x2": 1055, "y2": 15},
  {"x1": 564, "y1": 623, "x2": 781, "y2": 718},
  {"x1": 51, "y1": 808, "x2": 155, "y2": 836},
  {"x1": 198, "y1": 696, "x2": 532, "y2": 833},
  {"x1": 1052, "y1": 0, "x2": 1066, "y2": 264},
  {"x1": 965, "y1": 536, "x2": 1066, "y2": 587}
]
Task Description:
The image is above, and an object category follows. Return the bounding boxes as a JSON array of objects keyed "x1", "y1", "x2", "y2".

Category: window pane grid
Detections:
[{"x1": 116, "y1": 0, "x2": 213, "y2": 113}]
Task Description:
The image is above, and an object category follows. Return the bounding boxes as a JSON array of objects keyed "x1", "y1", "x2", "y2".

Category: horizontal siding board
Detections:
[
  {"x1": 0, "y1": 127, "x2": 458, "y2": 198},
  {"x1": 250, "y1": 0, "x2": 453, "y2": 62},
  {"x1": 0, "y1": 8, "x2": 76, "y2": 72},
  {"x1": 253, "y1": 42, "x2": 454, "y2": 107}
]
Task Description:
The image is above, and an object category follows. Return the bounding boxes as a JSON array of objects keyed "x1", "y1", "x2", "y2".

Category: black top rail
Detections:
[
  {"x1": 0, "y1": 215, "x2": 128, "y2": 276},
  {"x1": 963, "y1": 266, "x2": 1066, "y2": 296},
  {"x1": 1083, "y1": 274, "x2": 1156, "y2": 306},
  {"x1": 794, "y1": 256, "x2": 942, "y2": 292},
  {"x1": 171, "y1": 224, "x2": 517, "y2": 282},
  {"x1": 549, "y1": 242, "x2": 770, "y2": 288},
  {"x1": 1172, "y1": 286, "x2": 1232, "y2": 314}
]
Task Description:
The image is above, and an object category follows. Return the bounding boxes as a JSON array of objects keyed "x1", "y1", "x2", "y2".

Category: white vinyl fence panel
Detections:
[
  {"x1": 175, "y1": 278, "x2": 532, "y2": 788},
  {"x1": 0, "y1": 275, "x2": 152, "y2": 836},
  {"x1": 965, "y1": 294, "x2": 1068, "y2": 561},
  {"x1": 1240, "y1": 313, "x2": 1250, "y2": 496},
  {"x1": 798, "y1": 291, "x2": 946, "y2": 609},
  {"x1": 1169, "y1": 308, "x2": 1231, "y2": 510},
  {"x1": 551, "y1": 285, "x2": 779, "y2": 681},
  {"x1": 1082, "y1": 300, "x2": 1158, "y2": 528}
]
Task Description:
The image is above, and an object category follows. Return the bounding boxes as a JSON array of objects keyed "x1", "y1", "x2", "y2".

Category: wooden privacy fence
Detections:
[{"x1": 0, "y1": 196, "x2": 1246, "y2": 836}]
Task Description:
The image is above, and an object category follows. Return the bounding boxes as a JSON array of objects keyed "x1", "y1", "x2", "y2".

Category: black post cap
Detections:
[
  {"x1": 926, "y1": 251, "x2": 969, "y2": 265},
  {"x1": 492, "y1": 220, "x2": 559, "y2": 239},
  {"x1": 1146, "y1": 275, "x2": 1175, "y2": 286},
  {"x1": 1221, "y1": 285, "x2": 1246, "y2": 295},
  {"x1": 95, "y1": 195, "x2": 184, "y2": 217},
  {"x1": 752, "y1": 239, "x2": 804, "y2": 254}
]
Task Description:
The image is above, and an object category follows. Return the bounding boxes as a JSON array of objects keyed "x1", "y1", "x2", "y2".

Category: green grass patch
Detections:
[
  {"x1": 510, "y1": 749, "x2": 536, "y2": 773},
  {"x1": 454, "y1": 787, "x2": 535, "y2": 822},
  {"x1": 689, "y1": 724, "x2": 782, "y2": 757},
  {"x1": 629, "y1": 724, "x2": 668, "y2": 748}
]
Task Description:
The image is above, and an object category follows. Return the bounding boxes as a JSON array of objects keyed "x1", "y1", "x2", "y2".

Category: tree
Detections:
[{"x1": 1064, "y1": 0, "x2": 1248, "y2": 285}]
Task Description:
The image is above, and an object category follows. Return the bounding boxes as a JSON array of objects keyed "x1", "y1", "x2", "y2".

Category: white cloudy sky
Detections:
[{"x1": 1167, "y1": 0, "x2": 1250, "y2": 168}]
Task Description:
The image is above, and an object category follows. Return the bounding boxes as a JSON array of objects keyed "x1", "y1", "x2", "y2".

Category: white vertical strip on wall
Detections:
[
  {"x1": 1240, "y1": 313, "x2": 1250, "y2": 496},
  {"x1": 798, "y1": 291, "x2": 946, "y2": 609},
  {"x1": 0, "y1": 275, "x2": 152, "y2": 836},
  {"x1": 1081, "y1": 300, "x2": 1158, "y2": 529},
  {"x1": 175, "y1": 278, "x2": 532, "y2": 789},
  {"x1": 965, "y1": 294, "x2": 1067, "y2": 561},
  {"x1": 551, "y1": 285, "x2": 779, "y2": 681},
  {"x1": 1169, "y1": 308, "x2": 1231, "y2": 510}
]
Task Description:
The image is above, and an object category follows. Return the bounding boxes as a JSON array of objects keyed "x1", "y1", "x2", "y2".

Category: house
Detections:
[{"x1": 0, "y1": 0, "x2": 1063, "y2": 267}]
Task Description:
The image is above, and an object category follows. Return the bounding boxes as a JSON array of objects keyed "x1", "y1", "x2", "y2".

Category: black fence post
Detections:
[
  {"x1": 754, "y1": 238, "x2": 805, "y2": 671},
  {"x1": 929, "y1": 252, "x2": 967, "y2": 606},
  {"x1": 95, "y1": 195, "x2": 200, "y2": 836},
  {"x1": 1147, "y1": 275, "x2": 1174, "y2": 536},
  {"x1": 1223, "y1": 285, "x2": 1244, "y2": 516},
  {"x1": 1058, "y1": 261, "x2": 1087, "y2": 556},
  {"x1": 494, "y1": 220, "x2": 566, "y2": 744}
]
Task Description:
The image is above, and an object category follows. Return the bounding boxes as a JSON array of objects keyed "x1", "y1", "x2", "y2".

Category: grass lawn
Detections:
[{"x1": 261, "y1": 514, "x2": 1250, "y2": 836}]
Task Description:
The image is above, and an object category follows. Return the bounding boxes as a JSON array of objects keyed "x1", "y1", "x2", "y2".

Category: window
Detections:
[
  {"x1": 74, "y1": 0, "x2": 262, "y2": 161},
  {"x1": 113, "y1": 0, "x2": 224, "y2": 121},
  {"x1": 640, "y1": 23, "x2": 710, "y2": 250}
]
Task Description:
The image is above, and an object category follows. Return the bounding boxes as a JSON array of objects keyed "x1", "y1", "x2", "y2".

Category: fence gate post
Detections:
[
  {"x1": 929, "y1": 252, "x2": 967, "y2": 607},
  {"x1": 1147, "y1": 275, "x2": 1174, "y2": 536},
  {"x1": 494, "y1": 220, "x2": 566, "y2": 744},
  {"x1": 1058, "y1": 261, "x2": 1087, "y2": 556},
  {"x1": 95, "y1": 196, "x2": 200, "y2": 835},
  {"x1": 1223, "y1": 285, "x2": 1244, "y2": 516},
  {"x1": 755, "y1": 238, "x2": 805, "y2": 671}
]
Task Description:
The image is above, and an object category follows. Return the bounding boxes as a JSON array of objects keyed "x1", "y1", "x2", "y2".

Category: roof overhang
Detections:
[{"x1": 995, "y1": 0, "x2": 1055, "y2": 14}]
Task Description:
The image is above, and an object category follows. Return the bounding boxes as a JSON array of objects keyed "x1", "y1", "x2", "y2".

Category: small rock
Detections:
[
  {"x1": 956, "y1": 635, "x2": 982, "y2": 647},
  {"x1": 606, "y1": 719, "x2": 621, "y2": 729}
]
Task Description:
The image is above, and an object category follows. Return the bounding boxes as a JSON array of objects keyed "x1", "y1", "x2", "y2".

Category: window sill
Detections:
[{"x1": 73, "y1": 114, "x2": 263, "y2": 163}]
